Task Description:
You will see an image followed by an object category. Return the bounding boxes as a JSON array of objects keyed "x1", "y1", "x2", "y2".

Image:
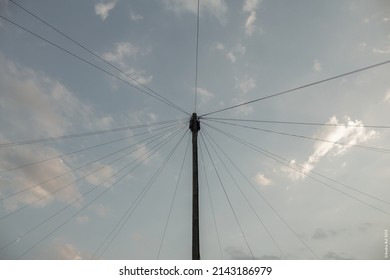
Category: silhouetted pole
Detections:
[{"x1": 189, "y1": 113, "x2": 200, "y2": 260}]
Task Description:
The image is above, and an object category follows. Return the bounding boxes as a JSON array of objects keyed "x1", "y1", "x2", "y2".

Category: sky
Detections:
[{"x1": 0, "y1": 0, "x2": 390, "y2": 260}]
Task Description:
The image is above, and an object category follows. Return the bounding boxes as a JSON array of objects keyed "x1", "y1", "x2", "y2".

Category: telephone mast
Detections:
[{"x1": 189, "y1": 113, "x2": 200, "y2": 260}]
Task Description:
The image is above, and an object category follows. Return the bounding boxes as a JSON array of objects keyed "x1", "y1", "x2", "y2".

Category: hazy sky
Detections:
[{"x1": 0, "y1": 0, "x2": 390, "y2": 260}]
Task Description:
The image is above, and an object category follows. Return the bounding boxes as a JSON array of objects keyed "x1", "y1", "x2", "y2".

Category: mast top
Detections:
[{"x1": 189, "y1": 113, "x2": 200, "y2": 132}]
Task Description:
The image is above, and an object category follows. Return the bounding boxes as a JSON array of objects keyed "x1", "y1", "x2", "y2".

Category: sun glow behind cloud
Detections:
[{"x1": 284, "y1": 116, "x2": 377, "y2": 180}]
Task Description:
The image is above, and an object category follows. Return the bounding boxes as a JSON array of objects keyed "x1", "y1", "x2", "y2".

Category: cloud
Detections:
[
  {"x1": 213, "y1": 42, "x2": 246, "y2": 63},
  {"x1": 196, "y1": 87, "x2": 214, "y2": 105},
  {"x1": 131, "y1": 232, "x2": 144, "y2": 241},
  {"x1": 235, "y1": 43, "x2": 246, "y2": 55},
  {"x1": 384, "y1": 89, "x2": 390, "y2": 103},
  {"x1": 37, "y1": 237, "x2": 88, "y2": 259},
  {"x1": 313, "y1": 59, "x2": 322, "y2": 72},
  {"x1": 124, "y1": 111, "x2": 168, "y2": 164},
  {"x1": 128, "y1": 110, "x2": 159, "y2": 126},
  {"x1": 359, "y1": 42, "x2": 367, "y2": 49},
  {"x1": 254, "y1": 173, "x2": 272, "y2": 186},
  {"x1": 235, "y1": 106, "x2": 253, "y2": 116},
  {"x1": 284, "y1": 116, "x2": 377, "y2": 180},
  {"x1": 95, "y1": 0, "x2": 117, "y2": 20},
  {"x1": 162, "y1": 0, "x2": 227, "y2": 23},
  {"x1": 130, "y1": 13, "x2": 144, "y2": 21},
  {"x1": 226, "y1": 52, "x2": 237, "y2": 63},
  {"x1": 312, "y1": 224, "x2": 372, "y2": 241},
  {"x1": 101, "y1": 42, "x2": 152, "y2": 85},
  {"x1": 91, "y1": 203, "x2": 110, "y2": 218},
  {"x1": 76, "y1": 215, "x2": 90, "y2": 224},
  {"x1": 323, "y1": 251, "x2": 353, "y2": 260},
  {"x1": 312, "y1": 228, "x2": 328, "y2": 240},
  {"x1": 243, "y1": 0, "x2": 262, "y2": 36},
  {"x1": 228, "y1": 44, "x2": 246, "y2": 63},
  {"x1": 0, "y1": 66, "x2": 67, "y2": 137},
  {"x1": 225, "y1": 246, "x2": 282, "y2": 260},
  {"x1": 0, "y1": 55, "x2": 115, "y2": 210},
  {"x1": 372, "y1": 47, "x2": 390, "y2": 54},
  {"x1": 0, "y1": 144, "x2": 81, "y2": 211},
  {"x1": 129, "y1": 8, "x2": 144, "y2": 21},
  {"x1": 123, "y1": 68, "x2": 152, "y2": 85},
  {"x1": 243, "y1": 0, "x2": 260, "y2": 12},
  {"x1": 372, "y1": 35, "x2": 390, "y2": 54},
  {"x1": 245, "y1": 11, "x2": 256, "y2": 36},
  {"x1": 235, "y1": 76, "x2": 256, "y2": 94},
  {"x1": 225, "y1": 247, "x2": 253, "y2": 260},
  {"x1": 0, "y1": 55, "x2": 114, "y2": 139},
  {"x1": 311, "y1": 227, "x2": 346, "y2": 240},
  {"x1": 102, "y1": 42, "x2": 140, "y2": 67},
  {"x1": 132, "y1": 144, "x2": 153, "y2": 165},
  {"x1": 232, "y1": 100, "x2": 254, "y2": 116},
  {"x1": 84, "y1": 163, "x2": 116, "y2": 187},
  {"x1": 357, "y1": 222, "x2": 373, "y2": 232},
  {"x1": 53, "y1": 241, "x2": 83, "y2": 259},
  {"x1": 214, "y1": 42, "x2": 225, "y2": 51}
]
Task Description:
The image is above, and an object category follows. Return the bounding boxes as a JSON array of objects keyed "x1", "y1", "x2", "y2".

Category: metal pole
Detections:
[{"x1": 189, "y1": 113, "x2": 200, "y2": 260}]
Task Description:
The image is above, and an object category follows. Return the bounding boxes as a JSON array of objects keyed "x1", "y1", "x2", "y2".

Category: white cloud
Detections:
[
  {"x1": 226, "y1": 52, "x2": 237, "y2": 63},
  {"x1": 243, "y1": 0, "x2": 260, "y2": 12},
  {"x1": 232, "y1": 97, "x2": 254, "y2": 116},
  {"x1": 196, "y1": 87, "x2": 214, "y2": 105},
  {"x1": 84, "y1": 163, "x2": 116, "y2": 187},
  {"x1": 243, "y1": 0, "x2": 262, "y2": 36},
  {"x1": 76, "y1": 215, "x2": 90, "y2": 224},
  {"x1": 95, "y1": 0, "x2": 117, "y2": 20},
  {"x1": 102, "y1": 42, "x2": 140, "y2": 67},
  {"x1": 372, "y1": 47, "x2": 390, "y2": 54},
  {"x1": 148, "y1": 112, "x2": 158, "y2": 122},
  {"x1": 133, "y1": 144, "x2": 153, "y2": 165},
  {"x1": 372, "y1": 35, "x2": 390, "y2": 54},
  {"x1": 384, "y1": 89, "x2": 390, "y2": 104},
  {"x1": 214, "y1": 42, "x2": 225, "y2": 51},
  {"x1": 281, "y1": 159, "x2": 298, "y2": 181},
  {"x1": 130, "y1": 9, "x2": 144, "y2": 21},
  {"x1": 234, "y1": 105, "x2": 253, "y2": 116},
  {"x1": 162, "y1": 0, "x2": 227, "y2": 23},
  {"x1": 284, "y1": 116, "x2": 377, "y2": 180},
  {"x1": 313, "y1": 59, "x2": 322, "y2": 72},
  {"x1": 245, "y1": 11, "x2": 257, "y2": 36},
  {"x1": 128, "y1": 110, "x2": 159, "y2": 126},
  {"x1": 123, "y1": 68, "x2": 152, "y2": 85},
  {"x1": 55, "y1": 242, "x2": 83, "y2": 259},
  {"x1": 255, "y1": 173, "x2": 272, "y2": 186},
  {"x1": 235, "y1": 76, "x2": 256, "y2": 94},
  {"x1": 91, "y1": 203, "x2": 110, "y2": 218},
  {"x1": 101, "y1": 42, "x2": 152, "y2": 86},
  {"x1": 235, "y1": 43, "x2": 246, "y2": 55},
  {"x1": 0, "y1": 55, "x2": 113, "y2": 138},
  {"x1": 213, "y1": 42, "x2": 246, "y2": 63},
  {"x1": 230, "y1": 76, "x2": 256, "y2": 116},
  {"x1": 0, "y1": 55, "x2": 114, "y2": 211},
  {"x1": 131, "y1": 231, "x2": 144, "y2": 241},
  {"x1": 0, "y1": 144, "x2": 81, "y2": 211},
  {"x1": 357, "y1": 42, "x2": 367, "y2": 52}
]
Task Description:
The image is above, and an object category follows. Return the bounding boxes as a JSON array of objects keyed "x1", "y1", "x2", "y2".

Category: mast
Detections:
[{"x1": 189, "y1": 113, "x2": 200, "y2": 260}]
